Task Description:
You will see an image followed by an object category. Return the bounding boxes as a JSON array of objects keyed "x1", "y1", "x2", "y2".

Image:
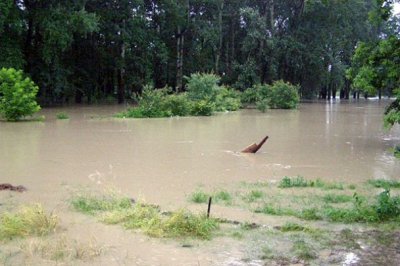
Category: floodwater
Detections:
[{"x1": 1, "y1": 100, "x2": 400, "y2": 265}]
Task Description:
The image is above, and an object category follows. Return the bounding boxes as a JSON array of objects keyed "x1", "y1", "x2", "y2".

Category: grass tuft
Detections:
[
  {"x1": 292, "y1": 239, "x2": 317, "y2": 260},
  {"x1": 322, "y1": 194, "x2": 353, "y2": 204},
  {"x1": 56, "y1": 112, "x2": 69, "y2": 119},
  {"x1": 0, "y1": 204, "x2": 58, "y2": 241},
  {"x1": 243, "y1": 190, "x2": 265, "y2": 203},
  {"x1": 368, "y1": 179, "x2": 400, "y2": 189},
  {"x1": 189, "y1": 190, "x2": 210, "y2": 203}
]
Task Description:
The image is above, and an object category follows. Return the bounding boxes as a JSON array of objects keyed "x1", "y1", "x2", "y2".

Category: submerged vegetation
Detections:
[
  {"x1": 71, "y1": 193, "x2": 218, "y2": 240},
  {"x1": 190, "y1": 177, "x2": 400, "y2": 224},
  {"x1": 0, "y1": 204, "x2": 58, "y2": 241}
]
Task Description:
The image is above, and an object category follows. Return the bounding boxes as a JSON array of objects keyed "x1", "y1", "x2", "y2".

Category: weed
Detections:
[
  {"x1": 280, "y1": 222, "x2": 309, "y2": 232},
  {"x1": 297, "y1": 208, "x2": 322, "y2": 220},
  {"x1": 291, "y1": 239, "x2": 317, "y2": 260},
  {"x1": 56, "y1": 112, "x2": 69, "y2": 119},
  {"x1": 0, "y1": 204, "x2": 58, "y2": 241},
  {"x1": 72, "y1": 193, "x2": 219, "y2": 240},
  {"x1": 243, "y1": 190, "x2": 265, "y2": 203},
  {"x1": 348, "y1": 184, "x2": 357, "y2": 190},
  {"x1": 214, "y1": 190, "x2": 232, "y2": 204},
  {"x1": 368, "y1": 179, "x2": 400, "y2": 189},
  {"x1": 278, "y1": 176, "x2": 310, "y2": 188},
  {"x1": 322, "y1": 194, "x2": 353, "y2": 204},
  {"x1": 71, "y1": 194, "x2": 132, "y2": 215},
  {"x1": 254, "y1": 204, "x2": 296, "y2": 216},
  {"x1": 189, "y1": 190, "x2": 210, "y2": 204}
]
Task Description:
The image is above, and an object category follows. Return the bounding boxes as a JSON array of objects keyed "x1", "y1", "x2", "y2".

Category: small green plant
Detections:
[
  {"x1": 0, "y1": 68, "x2": 41, "y2": 121},
  {"x1": 56, "y1": 112, "x2": 69, "y2": 119},
  {"x1": 243, "y1": 190, "x2": 265, "y2": 202},
  {"x1": 280, "y1": 222, "x2": 308, "y2": 232},
  {"x1": 394, "y1": 145, "x2": 400, "y2": 158},
  {"x1": 71, "y1": 194, "x2": 132, "y2": 215},
  {"x1": 0, "y1": 204, "x2": 58, "y2": 241},
  {"x1": 190, "y1": 190, "x2": 210, "y2": 204},
  {"x1": 214, "y1": 86, "x2": 241, "y2": 112},
  {"x1": 214, "y1": 190, "x2": 232, "y2": 204},
  {"x1": 375, "y1": 189, "x2": 400, "y2": 221},
  {"x1": 278, "y1": 176, "x2": 310, "y2": 188},
  {"x1": 298, "y1": 208, "x2": 322, "y2": 220},
  {"x1": 291, "y1": 239, "x2": 317, "y2": 260},
  {"x1": 368, "y1": 179, "x2": 400, "y2": 189},
  {"x1": 322, "y1": 194, "x2": 353, "y2": 204}
]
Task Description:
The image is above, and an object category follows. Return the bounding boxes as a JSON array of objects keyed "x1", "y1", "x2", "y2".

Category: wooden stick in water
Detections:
[{"x1": 241, "y1": 135, "x2": 269, "y2": 153}]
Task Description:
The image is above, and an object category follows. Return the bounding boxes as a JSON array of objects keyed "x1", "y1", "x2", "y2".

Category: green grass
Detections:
[
  {"x1": 368, "y1": 179, "x2": 400, "y2": 189},
  {"x1": 189, "y1": 190, "x2": 210, "y2": 203},
  {"x1": 278, "y1": 176, "x2": 343, "y2": 190},
  {"x1": 56, "y1": 112, "x2": 69, "y2": 119},
  {"x1": 322, "y1": 194, "x2": 353, "y2": 204},
  {"x1": 0, "y1": 204, "x2": 58, "y2": 241},
  {"x1": 214, "y1": 190, "x2": 232, "y2": 204},
  {"x1": 71, "y1": 194, "x2": 219, "y2": 240},
  {"x1": 243, "y1": 190, "x2": 265, "y2": 203},
  {"x1": 291, "y1": 239, "x2": 317, "y2": 260}
]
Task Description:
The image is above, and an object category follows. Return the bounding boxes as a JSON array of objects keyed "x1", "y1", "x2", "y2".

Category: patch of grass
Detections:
[
  {"x1": 243, "y1": 190, "x2": 265, "y2": 203},
  {"x1": 348, "y1": 184, "x2": 357, "y2": 190},
  {"x1": 189, "y1": 190, "x2": 210, "y2": 203},
  {"x1": 56, "y1": 112, "x2": 69, "y2": 119},
  {"x1": 297, "y1": 208, "x2": 322, "y2": 220},
  {"x1": 278, "y1": 176, "x2": 343, "y2": 190},
  {"x1": 71, "y1": 194, "x2": 132, "y2": 215},
  {"x1": 20, "y1": 236, "x2": 104, "y2": 262},
  {"x1": 322, "y1": 194, "x2": 353, "y2": 204},
  {"x1": 278, "y1": 176, "x2": 310, "y2": 188},
  {"x1": 339, "y1": 229, "x2": 361, "y2": 249},
  {"x1": 0, "y1": 204, "x2": 58, "y2": 241},
  {"x1": 214, "y1": 190, "x2": 232, "y2": 204},
  {"x1": 368, "y1": 179, "x2": 400, "y2": 189},
  {"x1": 254, "y1": 204, "x2": 296, "y2": 216},
  {"x1": 280, "y1": 222, "x2": 315, "y2": 233},
  {"x1": 72, "y1": 194, "x2": 219, "y2": 240},
  {"x1": 291, "y1": 239, "x2": 317, "y2": 260}
]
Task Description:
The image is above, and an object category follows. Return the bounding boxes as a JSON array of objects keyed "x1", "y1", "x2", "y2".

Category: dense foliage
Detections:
[
  {"x1": 0, "y1": 68, "x2": 41, "y2": 121},
  {"x1": 1, "y1": 0, "x2": 395, "y2": 104},
  {"x1": 116, "y1": 73, "x2": 241, "y2": 118}
]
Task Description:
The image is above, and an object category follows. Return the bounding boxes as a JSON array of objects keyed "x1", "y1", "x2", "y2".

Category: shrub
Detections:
[
  {"x1": 267, "y1": 80, "x2": 300, "y2": 109},
  {"x1": 161, "y1": 93, "x2": 192, "y2": 116},
  {"x1": 214, "y1": 87, "x2": 241, "y2": 111},
  {"x1": 186, "y1": 73, "x2": 220, "y2": 102},
  {"x1": 240, "y1": 86, "x2": 259, "y2": 106},
  {"x1": 190, "y1": 100, "x2": 215, "y2": 116},
  {"x1": 0, "y1": 68, "x2": 41, "y2": 121}
]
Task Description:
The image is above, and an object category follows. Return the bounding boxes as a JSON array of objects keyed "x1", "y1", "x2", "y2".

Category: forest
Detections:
[{"x1": 0, "y1": 0, "x2": 399, "y2": 106}]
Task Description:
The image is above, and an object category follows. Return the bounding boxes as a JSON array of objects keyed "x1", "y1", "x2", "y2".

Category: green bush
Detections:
[
  {"x1": 186, "y1": 73, "x2": 220, "y2": 102},
  {"x1": 0, "y1": 68, "x2": 41, "y2": 121},
  {"x1": 267, "y1": 80, "x2": 300, "y2": 109},
  {"x1": 215, "y1": 86, "x2": 241, "y2": 111},
  {"x1": 161, "y1": 93, "x2": 192, "y2": 116},
  {"x1": 190, "y1": 100, "x2": 215, "y2": 116}
]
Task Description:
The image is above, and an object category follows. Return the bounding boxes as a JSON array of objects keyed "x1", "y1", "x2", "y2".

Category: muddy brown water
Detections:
[{"x1": 1, "y1": 100, "x2": 400, "y2": 265}]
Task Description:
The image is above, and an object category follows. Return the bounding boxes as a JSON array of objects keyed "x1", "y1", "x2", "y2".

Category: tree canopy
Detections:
[{"x1": 0, "y1": 0, "x2": 396, "y2": 104}]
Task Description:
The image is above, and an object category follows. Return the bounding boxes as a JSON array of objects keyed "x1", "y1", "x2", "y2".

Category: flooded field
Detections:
[{"x1": 1, "y1": 100, "x2": 400, "y2": 265}]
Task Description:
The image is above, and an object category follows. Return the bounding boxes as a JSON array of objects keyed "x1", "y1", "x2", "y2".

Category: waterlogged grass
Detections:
[
  {"x1": 291, "y1": 239, "x2": 317, "y2": 260},
  {"x1": 189, "y1": 189, "x2": 232, "y2": 205},
  {"x1": 243, "y1": 190, "x2": 265, "y2": 203},
  {"x1": 278, "y1": 176, "x2": 344, "y2": 190},
  {"x1": 71, "y1": 194, "x2": 218, "y2": 240},
  {"x1": 322, "y1": 194, "x2": 353, "y2": 204},
  {"x1": 0, "y1": 204, "x2": 58, "y2": 241},
  {"x1": 368, "y1": 179, "x2": 400, "y2": 189},
  {"x1": 56, "y1": 112, "x2": 69, "y2": 119}
]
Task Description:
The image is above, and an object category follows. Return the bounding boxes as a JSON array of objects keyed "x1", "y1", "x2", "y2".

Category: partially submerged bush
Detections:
[
  {"x1": 0, "y1": 68, "x2": 41, "y2": 121},
  {"x1": 242, "y1": 80, "x2": 300, "y2": 111},
  {"x1": 0, "y1": 204, "x2": 58, "y2": 241},
  {"x1": 186, "y1": 73, "x2": 220, "y2": 102}
]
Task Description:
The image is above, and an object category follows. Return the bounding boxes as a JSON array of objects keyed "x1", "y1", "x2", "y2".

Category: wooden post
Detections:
[{"x1": 207, "y1": 197, "x2": 212, "y2": 218}]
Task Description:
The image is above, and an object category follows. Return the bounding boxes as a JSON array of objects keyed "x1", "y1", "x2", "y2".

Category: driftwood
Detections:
[
  {"x1": 0, "y1": 183, "x2": 27, "y2": 192},
  {"x1": 241, "y1": 135, "x2": 269, "y2": 153}
]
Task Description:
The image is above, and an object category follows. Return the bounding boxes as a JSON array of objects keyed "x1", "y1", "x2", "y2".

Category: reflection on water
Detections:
[{"x1": 0, "y1": 100, "x2": 399, "y2": 204}]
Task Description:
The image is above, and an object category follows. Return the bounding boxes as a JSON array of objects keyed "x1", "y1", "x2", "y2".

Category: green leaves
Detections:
[{"x1": 0, "y1": 68, "x2": 41, "y2": 121}]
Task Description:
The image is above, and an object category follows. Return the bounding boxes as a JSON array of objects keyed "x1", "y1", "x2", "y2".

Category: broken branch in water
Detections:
[{"x1": 241, "y1": 135, "x2": 269, "y2": 153}]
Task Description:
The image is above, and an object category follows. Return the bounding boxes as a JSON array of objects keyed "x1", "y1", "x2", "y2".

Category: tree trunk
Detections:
[
  {"x1": 215, "y1": 1, "x2": 224, "y2": 74},
  {"x1": 176, "y1": 25, "x2": 184, "y2": 92}
]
